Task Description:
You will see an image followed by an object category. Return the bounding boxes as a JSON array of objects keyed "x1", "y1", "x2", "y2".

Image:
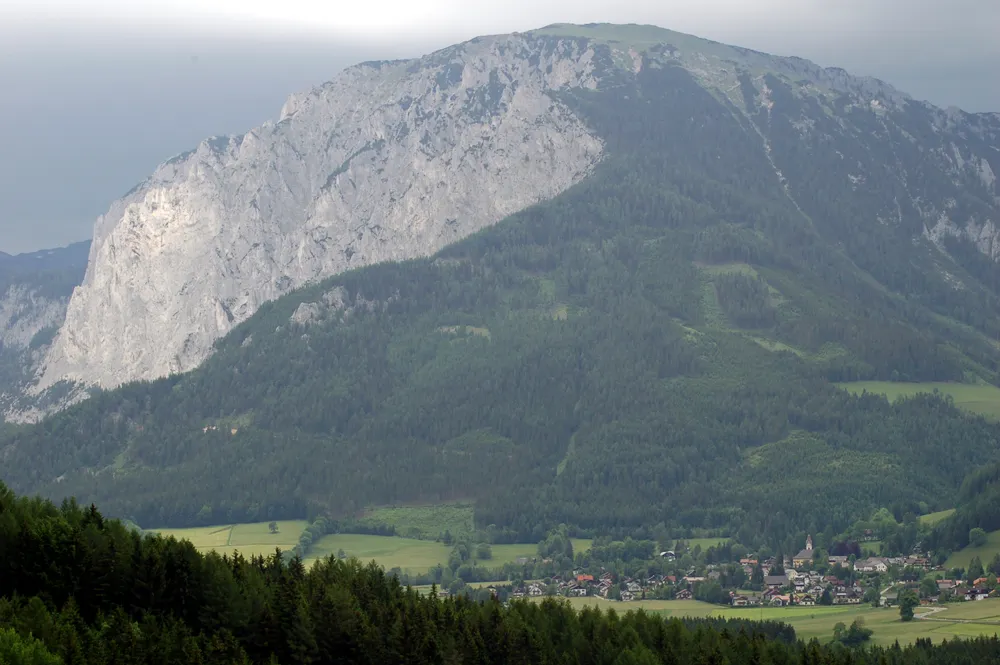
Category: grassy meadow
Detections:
[
  {"x1": 303, "y1": 534, "x2": 594, "y2": 572},
  {"x1": 837, "y1": 381, "x2": 1000, "y2": 421},
  {"x1": 920, "y1": 508, "x2": 957, "y2": 526},
  {"x1": 945, "y1": 529, "x2": 1000, "y2": 570},
  {"x1": 153, "y1": 520, "x2": 308, "y2": 558},
  {"x1": 303, "y1": 534, "x2": 452, "y2": 571},
  {"x1": 542, "y1": 598, "x2": 1000, "y2": 646},
  {"x1": 354, "y1": 503, "x2": 476, "y2": 540},
  {"x1": 685, "y1": 537, "x2": 729, "y2": 551}
]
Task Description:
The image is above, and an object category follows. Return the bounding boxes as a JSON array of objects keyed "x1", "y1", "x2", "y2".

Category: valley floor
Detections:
[{"x1": 540, "y1": 598, "x2": 1000, "y2": 646}]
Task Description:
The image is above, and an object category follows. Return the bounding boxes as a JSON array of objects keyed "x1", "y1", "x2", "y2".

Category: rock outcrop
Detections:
[
  {"x1": 0, "y1": 241, "x2": 89, "y2": 419},
  {"x1": 39, "y1": 36, "x2": 606, "y2": 390}
]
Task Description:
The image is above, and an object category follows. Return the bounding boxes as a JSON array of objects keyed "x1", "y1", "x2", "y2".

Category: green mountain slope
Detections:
[{"x1": 3, "y1": 28, "x2": 1000, "y2": 545}]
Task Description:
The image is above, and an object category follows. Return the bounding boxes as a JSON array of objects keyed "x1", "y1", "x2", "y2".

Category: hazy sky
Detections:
[{"x1": 1, "y1": 0, "x2": 997, "y2": 254}]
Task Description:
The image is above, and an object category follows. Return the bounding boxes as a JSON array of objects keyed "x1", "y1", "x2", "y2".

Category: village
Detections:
[{"x1": 503, "y1": 535, "x2": 998, "y2": 607}]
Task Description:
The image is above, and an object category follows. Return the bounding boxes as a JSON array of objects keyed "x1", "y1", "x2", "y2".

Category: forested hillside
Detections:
[
  {"x1": 8, "y1": 482, "x2": 1000, "y2": 665},
  {"x1": 4, "y1": 31, "x2": 1000, "y2": 547}
]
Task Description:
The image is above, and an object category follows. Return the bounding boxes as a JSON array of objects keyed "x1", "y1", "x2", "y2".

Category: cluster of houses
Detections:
[
  {"x1": 497, "y1": 535, "x2": 1000, "y2": 608},
  {"x1": 510, "y1": 571, "x2": 675, "y2": 602}
]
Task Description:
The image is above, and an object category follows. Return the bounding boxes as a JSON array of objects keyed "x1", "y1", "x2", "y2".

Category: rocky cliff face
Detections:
[
  {"x1": 38, "y1": 36, "x2": 605, "y2": 391},
  {"x1": 0, "y1": 285, "x2": 67, "y2": 350},
  {"x1": 37, "y1": 23, "x2": 1000, "y2": 395},
  {"x1": 0, "y1": 241, "x2": 89, "y2": 417}
]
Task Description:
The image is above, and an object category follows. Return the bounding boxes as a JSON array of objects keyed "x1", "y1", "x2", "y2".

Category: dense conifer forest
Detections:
[
  {"x1": 9, "y1": 484, "x2": 1000, "y2": 664},
  {"x1": 4, "y1": 49, "x2": 1000, "y2": 548}
]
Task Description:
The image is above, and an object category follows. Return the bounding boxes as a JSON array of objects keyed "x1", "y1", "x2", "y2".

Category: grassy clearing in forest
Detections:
[
  {"x1": 945, "y1": 530, "x2": 1000, "y2": 570},
  {"x1": 304, "y1": 534, "x2": 451, "y2": 571},
  {"x1": 684, "y1": 537, "x2": 729, "y2": 551},
  {"x1": 919, "y1": 509, "x2": 956, "y2": 526},
  {"x1": 152, "y1": 520, "x2": 308, "y2": 558},
  {"x1": 304, "y1": 534, "x2": 593, "y2": 573},
  {"x1": 355, "y1": 503, "x2": 476, "y2": 541},
  {"x1": 837, "y1": 381, "x2": 1000, "y2": 421}
]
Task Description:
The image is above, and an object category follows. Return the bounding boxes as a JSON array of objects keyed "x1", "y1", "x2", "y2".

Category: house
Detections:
[
  {"x1": 833, "y1": 592, "x2": 861, "y2": 605},
  {"x1": 764, "y1": 575, "x2": 789, "y2": 589},
  {"x1": 676, "y1": 589, "x2": 693, "y2": 600},
  {"x1": 792, "y1": 536, "x2": 815, "y2": 568},
  {"x1": 937, "y1": 580, "x2": 957, "y2": 592},
  {"x1": 626, "y1": 582, "x2": 642, "y2": 594},
  {"x1": 620, "y1": 591, "x2": 635, "y2": 602},
  {"x1": 665, "y1": 575, "x2": 677, "y2": 585},
  {"x1": 577, "y1": 574, "x2": 595, "y2": 584},
  {"x1": 965, "y1": 588, "x2": 991, "y2": 602},
  {"x1": 880, "y1": 591, "x2": 899, "y2": 607},
  {"x1": 854, "y1": 557, "x2": 888, "y2": 574},
  {"x1": 770, "y1": 595, "x2": 791, "y2": 607},
  {"x1": 799, "y1": 594, "x2": 816, "y2": 606},
  {"x1": 828, "y1": 555, "x2": 849, "y2": 568},
  {"x1": 660, "y1": 551, "x2": 676, "y2": 559},
  {"x1": 731, "y1": 595, "x2": 751, "y2": 607},
  {"x1": 528, "y1": 584, "x2": 544, "y2": 597}
]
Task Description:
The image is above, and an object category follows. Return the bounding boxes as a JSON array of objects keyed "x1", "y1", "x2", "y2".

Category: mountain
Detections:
[
  {"x1": 5, "y1": 24, "x2": 1000, "y2": 546},
  {"x1": 39, "y1": 24, "x2": 1000, "y2": 398},
  {"x1": 0, "y1": 240, "x2": 90, "y2": 417}
]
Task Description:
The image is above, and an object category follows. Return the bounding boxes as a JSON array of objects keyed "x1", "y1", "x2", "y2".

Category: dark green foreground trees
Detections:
[{"x1": 4, "y1": 482, "x2": 1000, "y2": 665}]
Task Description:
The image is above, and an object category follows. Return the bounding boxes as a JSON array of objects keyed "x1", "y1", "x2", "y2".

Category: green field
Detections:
[
  {"x1": 946, "y1": 529, "x2": 1000, "y2": 570},
  {"x1": 489, "y1": 539, "x2": 593, "y2": 566},
  {"x1": 861, "y1": 540, "x2": 884, "y2": 556},
  {"x1": 153, "y1": 520, "x2": 308, "y2": 558},
  {"x1": 304, "y1": 534, "x2": 593, "y2": 573},
  {"x1": 920, "y1": 509, "x2": 956, "y2": 526},
  {"x1": 685, "y1": 537, "x2": 729, "y2": 551},
  {"x1": 354, "y1": 503, "x2": 476, "y2": 540},
  {"x1": 304, "y1": 534, "x2": 452, "y2": 571},
  {"x1": 544, "y1": 598, "x2": 1000, "y2": 645},
  {"x1": 837, "y1": 381, "x2": 1000, "y2": 420}
]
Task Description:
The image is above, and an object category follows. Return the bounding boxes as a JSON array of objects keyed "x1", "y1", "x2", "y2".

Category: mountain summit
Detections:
[{"x1": 35, "y1": 23, "x2": 999, "y2": 399}]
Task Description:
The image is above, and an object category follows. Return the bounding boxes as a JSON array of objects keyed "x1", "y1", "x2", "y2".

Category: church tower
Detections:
[{"x1": 806, "y1": 535, "x2": 813, "y2": 551}]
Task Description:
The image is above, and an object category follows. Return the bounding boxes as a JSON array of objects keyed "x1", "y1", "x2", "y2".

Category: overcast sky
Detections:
[{"x1": 1, "y1": 0, "x2": 997, "y2": 254}]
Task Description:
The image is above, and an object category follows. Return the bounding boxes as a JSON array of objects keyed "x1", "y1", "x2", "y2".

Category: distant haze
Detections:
[{"x1": 0, "y1": 0, "x2": 997, "y2": 253}]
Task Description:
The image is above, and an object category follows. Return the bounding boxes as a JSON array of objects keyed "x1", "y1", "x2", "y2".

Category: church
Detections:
[{"x1": 792, "y1": 535, "x2": 814, "y2": 568}]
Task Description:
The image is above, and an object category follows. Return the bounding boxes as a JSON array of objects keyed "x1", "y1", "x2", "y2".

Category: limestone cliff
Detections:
[
  {"x1": 0, "y1": 241, "x2": 89, "y2": 417},
  {"x1": 39, "y1": 35, "x2": 605, "y2": 390}
]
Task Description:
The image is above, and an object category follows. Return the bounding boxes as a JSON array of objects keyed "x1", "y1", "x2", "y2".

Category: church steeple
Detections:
[{"x1": 806, "y1": 535, "x2": 813, "y2": 551}]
